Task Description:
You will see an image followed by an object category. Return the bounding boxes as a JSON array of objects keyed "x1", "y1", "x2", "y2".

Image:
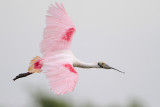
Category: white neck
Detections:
[{"x1": 73, "y1": 61, "x2": 100, "y2": 68}]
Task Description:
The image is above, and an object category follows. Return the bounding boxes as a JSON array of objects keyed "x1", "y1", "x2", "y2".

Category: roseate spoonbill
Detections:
[{"x1": 13, "y1": 2, "x2": 124, "y2": 95}]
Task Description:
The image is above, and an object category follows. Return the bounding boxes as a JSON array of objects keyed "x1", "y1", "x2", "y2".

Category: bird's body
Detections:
[
  {"x1": 13, "y1": 2, "x2": 124, "y2": 95},
  {"x1": 42, "y1": 50, "x2": 77, "y2": 66}
]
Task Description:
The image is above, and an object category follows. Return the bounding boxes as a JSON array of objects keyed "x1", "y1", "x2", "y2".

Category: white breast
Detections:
[{"x1": 42, "y1": 50, "x2": 78, "y2": 67}]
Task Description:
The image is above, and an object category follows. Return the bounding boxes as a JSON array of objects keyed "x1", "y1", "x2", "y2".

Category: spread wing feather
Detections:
[
  {"x1": 40, "y1": 2, "x2": 76, "y2": 55},
  {"x1": 44, "y1": 63, "x2": 78, "y2": 95},
  {"x1": 40, "y1": 2, "x2": 78, "y2": 95}
]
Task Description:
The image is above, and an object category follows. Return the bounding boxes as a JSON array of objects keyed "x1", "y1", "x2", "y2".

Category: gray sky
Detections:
[{"x1": 0, "y1": 0, "x2": 160, "y2": 107}]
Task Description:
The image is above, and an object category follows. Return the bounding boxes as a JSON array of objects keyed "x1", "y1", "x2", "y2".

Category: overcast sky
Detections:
[{"x1": 0, "y1": 0, "x2": 160, "y2": 107}]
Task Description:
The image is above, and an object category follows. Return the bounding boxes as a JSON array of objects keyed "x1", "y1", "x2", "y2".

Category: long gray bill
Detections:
[{"x1": 111, "y1": 67, "x2": 125, "y2": 74}]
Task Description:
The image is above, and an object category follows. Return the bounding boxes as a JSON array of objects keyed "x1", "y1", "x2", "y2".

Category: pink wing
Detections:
[
  {"x1": 44, "y1": 63, "x2": 78, "y2": 95},
  {"x1": 40, "y1": 2, "x2": 76, "y2": 55}
]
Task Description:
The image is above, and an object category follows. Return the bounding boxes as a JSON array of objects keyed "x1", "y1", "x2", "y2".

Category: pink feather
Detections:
[
  {"x1": 40, "y1": 2, "x2": 76, "y2": 55},
  {"x1": 44, "y1": 63, "x2": 78, "y2": 95},
  {"x1": 40, "y1": 2, "x2": 78, "y2": 95}
]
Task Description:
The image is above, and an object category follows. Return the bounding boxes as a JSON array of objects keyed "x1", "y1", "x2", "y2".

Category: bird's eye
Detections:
[{"x1": 98, "y1": 62, "x2": 103, "y2": 68}]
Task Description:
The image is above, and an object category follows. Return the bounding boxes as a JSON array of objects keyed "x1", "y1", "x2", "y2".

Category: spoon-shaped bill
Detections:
[{"x1": 111, "y1": 67, "x2": 125, "y2": 74}]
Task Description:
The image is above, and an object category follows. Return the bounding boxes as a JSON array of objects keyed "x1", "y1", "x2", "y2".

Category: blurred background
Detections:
[{"x1": 0, "y1": 0, "x2": 160, "y2": 107}]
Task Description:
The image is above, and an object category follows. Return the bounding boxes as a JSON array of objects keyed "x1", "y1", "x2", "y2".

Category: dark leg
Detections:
[{"x1": 13, "y1": 72, "x2": 32, "y2": 81}]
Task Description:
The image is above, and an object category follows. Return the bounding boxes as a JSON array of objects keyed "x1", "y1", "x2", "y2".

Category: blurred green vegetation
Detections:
[
  {"x1": 32, "y1": 92, "x2": 72, "y2": 107},
  {"x1": 127, "y1": 100, "x2": 145, "y2": 107},
  {"x1": 30, "y1": 91, "x2": 146, "y2": 107}
]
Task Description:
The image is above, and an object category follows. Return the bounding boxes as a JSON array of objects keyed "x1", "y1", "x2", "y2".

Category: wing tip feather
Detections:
[{"x1": 44, "y1": 63, "x2": 78, "y2": 95}]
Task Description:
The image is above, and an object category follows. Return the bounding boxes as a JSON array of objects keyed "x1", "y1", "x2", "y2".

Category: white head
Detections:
[{"x1": 98, "y1": 62, "x2": 125, "y2": 73}]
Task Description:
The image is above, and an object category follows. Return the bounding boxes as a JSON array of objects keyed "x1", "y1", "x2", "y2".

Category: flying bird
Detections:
[{"x1": 13, "y1": 2, "x2": 124, "y2": 95}]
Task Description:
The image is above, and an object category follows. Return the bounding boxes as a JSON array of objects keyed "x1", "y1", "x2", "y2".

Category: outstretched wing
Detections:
[
  {"x1": 43, "y1": 63, "x2": 78, "y2": 95},
  {"x1": 40, "y1": 2, "x2": 76, "y2": 55}
]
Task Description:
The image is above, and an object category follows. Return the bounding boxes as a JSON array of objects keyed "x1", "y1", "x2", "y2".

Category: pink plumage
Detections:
[
  {"x1": 40, "y1": 2, "x2": 78, "y2": 95},
  {"x1": 13, "y1": 2, "x2": 124, "y2": 95},
  {"x1": 40, "y1": 2, "x2": 76, "y2": 55},
  {"x1": 44, "y1": 63, "x2": 78, "y2": 95}
]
